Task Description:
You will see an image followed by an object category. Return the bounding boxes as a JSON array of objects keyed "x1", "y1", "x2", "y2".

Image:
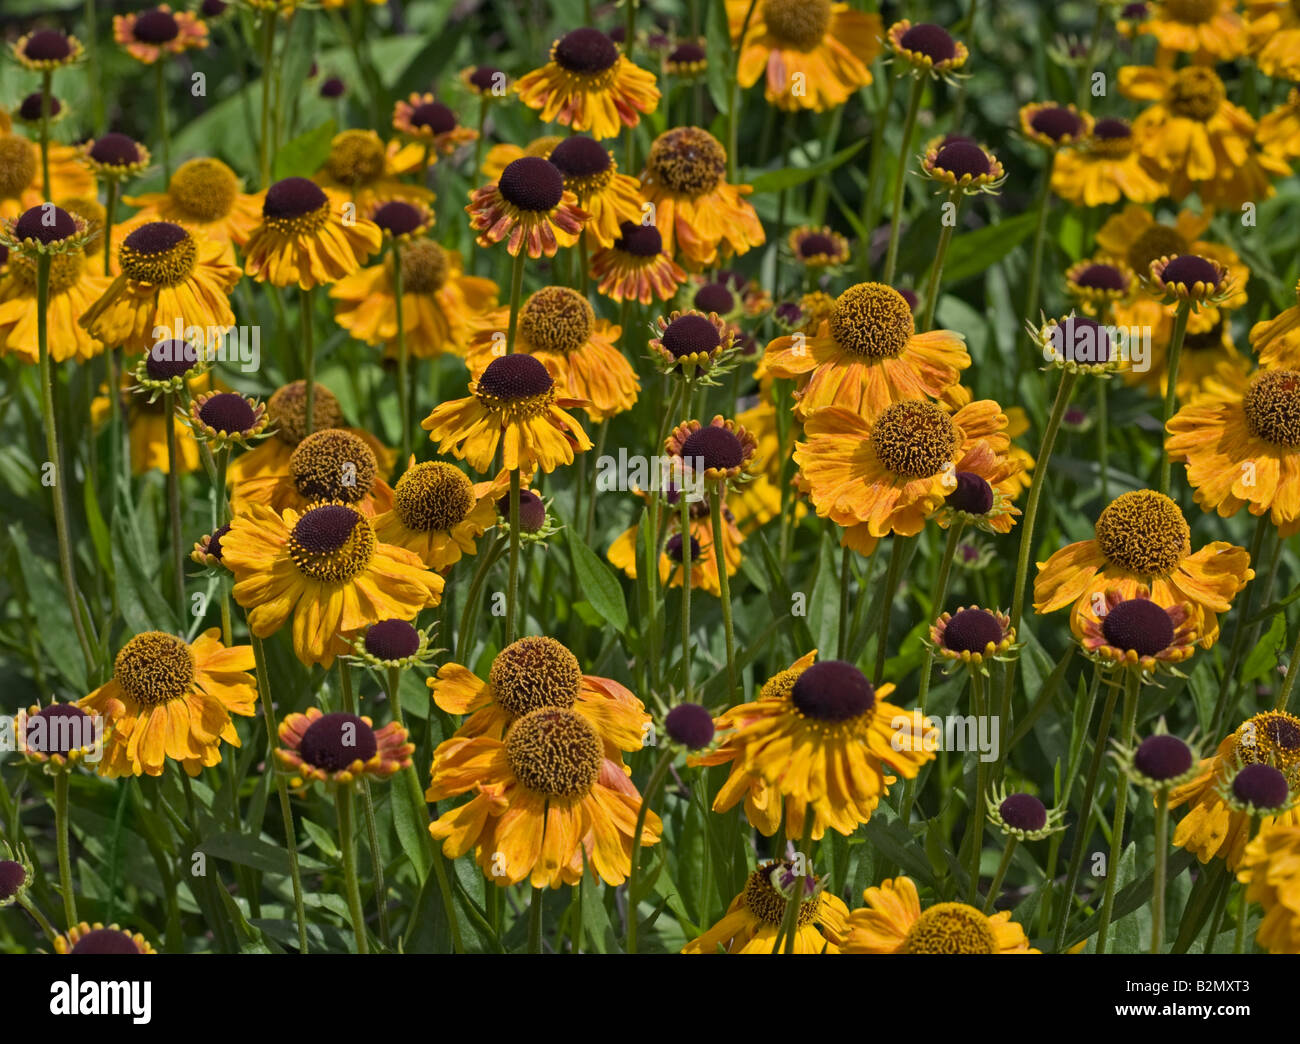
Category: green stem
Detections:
[
  {"x1": 861, "y1": 74, "x2": 896, "y2": 275},
  {"x1": 54, "y1": 771, "x2": 77, "y2": 927},
  {"x1": 301, "y1": 287, "x2": 316, "y2": 438},
  {"x1": 625, "y1": 748, "x2": 674, "y2": 954},
  {"x1": 777, "y1": 810, "x2": 815, "y2": 954},
  {"x1": 258, "y1": 12, "x2": 276, "y2": 187},
  {"x1": 725, "y1": 0, "x2": 759, "y2": 183},
  {"x1": 455, "y1": 534, "x2": 507, "y2": 662},
  {"x1": 1095, "y1": 669, "x2": 1140, "y2": 953},
  {"x1": 1151, "y1": 788, "x2": 1169, "y2": 953},
  {"x1": 35, "y1": 254, "x2": 95, "y2": 671},
  {"x1": 39, "y1": 71, "x2": 52, "y2": 198},
  {"x1": 983, "y1": 837, "x2": 1017, "y2": 914},
  {"x1": 1275, "y1": 620, "x2": 1300, "y2": 713},
  {"x1": 251, "y1": 634, "x2": 309, "y2": 952},
  {"x1": 920, "y1": 192, "x2": 961, "y2": 332},
  {"x1": 506, "y1": 469, "x2": 521, "y2": 642},
  {"x1": 680, "y1": 480, "x2": 693, "y2": 702},
  {"x1": 165, "y1": 392, "x2": 185, "y2": 620},
  {"x1": 1053, "y1": 676, "x2": 1120, "y2": 952},
  {"x1": 1158, "y1": 301, "x2": 1191, "y2": 495},
  {"x1": 967, "y1": 668, "x2": 988, "y2": 904},
  {"x1": 873, "y1": 534, "x2": 912, "y2": 684},
  {"x1": 528, "y1": 885, "x2": 544, "y2": 954},
  {"x1": 391, "y1": 242, "x2": 410, "y2": 465},
  {"x1": 710, "y1": 481, "x2": 737, "y2": 701},
  {"x1": 336, "y1": 786, "x2": 368, "y2": 954},
  {"x1": 883, "y1": 76, "x2": 925, "y2": 286},
  {"x1": 1233, "y1": 816, "x2": 1259, "y2": 954},
  {"x1": 1023, "y1": 171, "x2": 1053, "y2": 329}
]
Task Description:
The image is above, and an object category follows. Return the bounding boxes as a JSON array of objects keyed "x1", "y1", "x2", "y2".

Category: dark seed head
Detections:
[
  {"x1": 364, "y1": 618, "x2": 421, "y2": 661},
  {"x1": 1074, "y1": 263, "x2": 1127, "y2": 291},
  {"x1": 662, "y1": 314, "x2": 721, "y2": 358},
  {"x1": 1029, "y1": 106, "x2": 1082, "y2": 141},
  {"x1": 549, "y1": 136, "x2": 612, "y2": 178},
  {"x1": 124, "y1": 221, "x2": 188, "y2": 255},
  {"x1": 411, "y1": 101, "x2": 457, "y2": 134},
  {"x1": 16, "y1": 205, "x2": 78, "y2": 244},
  {"x1": 497, "y1": 156, "x2": 565, "y2": 212},
  {"x1": 201, "y1": 0, "x2": 229, "y2": 15},
  {"x1": 23, "y1": 30, "x2": 73, "y2": 62},
  {"x1": 18, "y1": 93, "x2": 60, "y2": 122},
  {"x1": 934, "y1": 141, "x2": 989, "y2": 179},
  {"x1": 497, "y1": 488, "x2": 547, "y2": 533},
  {"x1": 206, "y1": 523, "x2": 231, "y2": 560},
  {"x1": 666, "y1": 702, "x2": 715, "y2": 749},
  {"x1": 1052, "y1": 315, "x2": 1112, "y2": 364},
  {"x1": 900, "y1": 23, "x2": 956, "y2": 63},
  {"x1": 0, "y1": 860, "x2": 27, "y2": 900},
  {"x1": 554, "y1": 27, "x2": 620, "y2": 74},
  {"x1": 680, "y1": 424, "x2": 744, "y2": 471},
  {"x1": 145, "y1": 339, "x2": 200, "y2": 379},
  {"x1": 1092, "y1": 117, "x2": 1132, "y2": 140},
  {"x1": 299, "y1": 711, "x2": 378, "y2": 772},
  {"x1": 797, "y1": 232, "x2": 838, "y2": 259},
  {"x1": 999, "y1": 792, "x2": 1048, "y2": 831},
  {"x1": 372, "y1": 200, "x2": 424, "y2": 238},
  {"x1": 292, "y1": 503, "x2": 363, "y2": 554},
  {"x1": 791, "y1": 660, "x2": 876, "y2": 723},
  {"x1": 668, "y1": 42, "x2": 707, "y2": 64},
  {"x1": 320, "y1": 77, "x2": 346, "y2": 98},
  {"x1": 1161, "y1": 254, "x2": 1220, "y2": 289},
  {"x1": 477, "y1": 353, "x2": 554, "y2": 401},
  {"x1": 897, "y1": 288, "x2": 919, "y2": 312},
  {"x1": 133, "y1": 8, "x2": 180, "y2": 43},
  {"x1": 263, "y1": 176, "x2": 328, "y2": 219},
  {"x1": 1101, "y1": 598, "x2": 1175, "y2": 657},
  {"x1": 665, "y1": 532, "x2": 701, "y2": 563},
  {"x1": 198, "y1": 393, "x2": 256, "y2": 434},
  {"x1": 945, "y1": 471, "x2": 994, "y2": 515},
  {"x1": 89, "y1": 132, "x2": 143, "y2": 167},
  {"x1": 70, "y1": 928, "x2": 141, "y2": 955},
  {"x1": 616, "y1": 221, "x2": 663, "y2": 257},
  {"x1": 1232, "y1": 763, "x2": 1289, "y2": 809},
  {"x1": 28, "y1": 704, "x2": 91, "y2": 756},
  {"x1": 693, "y1": 283, "x2": 735, "y2": 314},
  {"x1": 1134, "y1": 734, "x2": 1193, "y2": 781},
  {"x1": 469, "y1": 66, "x2": 503, "y2": 91},
  {"x1": 941, "y1": 608, "x2": 1004, "y2": 654}
]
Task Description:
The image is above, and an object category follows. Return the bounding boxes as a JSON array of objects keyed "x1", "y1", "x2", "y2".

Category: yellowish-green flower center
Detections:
[
  {"x1": 398, "y1": 239, "x2": 449, "y2": 294},
  {"x1": 0, "y1": 135, "x2": 36, "y2": 199},
  {"x1": 269, "y1": 381, "x2": 344, "y2": 446},
  {"x1": 490, "y1": 636, "x2": 582, "y2": 714},
  {"x1": 519, "y1": 286, "x2": 594, "y2": 354},
  {"x1": 392, "y1": 461, "x2": 475, "y2": 533},
  {"x1": 168, "y1": 158, "x2": 240, "y2": 223},
  {"x1": 900, "y1": 902, "x2": 998, "y2": 953},
  {"x1": 829, "y1": 282, "x2": 915, "y2": 359},
  {"x1": 11, "y1": 250, "x2": 84, "y2": 294},
  {"x1": 743, "y1": 862, "x2": 819, "y2": 926},
  {"x1": 288, "y1": 429, "x2": 377, "y2": 504},
  {"x1": 114, "y1": 631, "x2": 195, "y2": 706},
  {"x1": 1126, "y1": 224, "x2": 1188, "y2": 281},
  {"x1": 1167, "y1": 66, "x2": 1225, "y2": 121},
  {"x1": 646, "y1": 127, "x2": 726, "y2": 198},
  {"x1": 1165, "y1": 0, "x2": 1217, "y2": 24},
  {"x1": 1234, "y1": 711, "x2": 1300, "y2": 770},
  {"x1": 1094, "y1": 490, "x2": 1190, "y2": 576},
  {"x1": 762, "y1": 0, "x2": 832, "y2": 50},
  {"x1": 1243, "y1": 369, "x2": 1300, "y2": 448},
  {"x1": 324, "y1": 130, "x2": 387, "y2": 188},
  {"x1": 505, "y1": 707, "x2": 602, "y2": 798},
  {"x1": 871, "y1": 400, "x2": 958, "y2": 478}
]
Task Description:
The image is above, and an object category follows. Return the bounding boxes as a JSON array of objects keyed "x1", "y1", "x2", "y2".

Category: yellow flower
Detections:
[
  {"x1": 222, "y1": 502, "x2": 444, "y2": 668},
  {"x1": 1171, "y1": 712, "x2": 1300, "y2": 867},
  {"x1": 1119, "y1": 64, "x2": 1290, "y2": 207},
  {"x1": 1245, "y1": 0, "x2": 1300, "y2": 79},
  {"x1": 90, "y1": 368, "x2": 210, "y2": 474},
  {"x1": 1258, "y1": 89, "x2": 1300, "y2": 162},
  {"x1": 1033, "y1": 489, "x2": 1253, "y2": 646},
  {"x1": 0, "y1": 248, "x2": 109, "y2": 362},
  {"x1": 391, "y1": 93, "x2": 478, "y2": 156},
  {"x1": 464, "y1": 287, "x2": 639, "y2": 421},
  {"x1": 1074, "y1": 586, "x2": 1200, "y2": 672},
  {"x1": 514, "y1": 28, "x2": 660, "y2": 140},
  {"x1": 1135, "y1": 0, "x2": 1246, "y2": 60},
  {"x1": 1167, "y1": 368, "x2": 1300, "y2": 536},
  {"x1": 427, "y1": 706, "x2": 661, "y2": 888},
  {"x1": 589, "y1": 220, "x2": 687, "y2": 304},
  {"x1": 547, "y1": 135, "x2": 644, "y2": 249},
  {"x1": 843, "y1": 876, "x2": 1038, "y2": 953},
  {"x1": 727, "y1": 0, "x2": 882, "y2": 112},
  {"x1": 1237, "y1": 823, "x2": 1300, "y2": 953},
  {"x1": 608, "y1": 488, "x2": 745, "y2": 597},
  {"x1": 113, "y1": 5, "x2": 208, "y2": 64},
  {"x1": 243, "y1": 177, "x2": 382, "y2": 290},
  {"x1": 692, "y1": 654, "x2": 936, "y2": 838},
  {"x1": 78, "y1": 629, "x2": 257, "y2": 778},
  {"x1": 277, "y1": 707, "x2": 413, "y2": 787},
  {"x1": 54, "y1": 923, "x2": 157, "y2": 954},
  {"x1": 80, "y1": 220, "x2": 240, "y2": 354},
  {"x1": 1050, "y1": 117, "x2": 1168, "y2": 206},
  {"x1": 422, "y1": 354, "x2": 593, "y2": 473},
  {"x1": 314, "y1": 129, "x2": 431, "y2": 209},
  {"x1": 1251, "y1": 279, "x2": 1300, "y2": 369},
  {"x1": 124, "y1": 158, "x2": 265, "y2": 257},
  {"x1": 639, "y1": 126, "x2": 764, "y2": 268},
  {"x1": 231, "y1": 427, "x2": 395, "y2": 518},
  {"x1": 466, "y1": 156, "x2": 588, "y2": 259},
  {"x1": 764, "y1": 282, "x2": 969, "y2": 419},
  {"x1": 683, "y1": 860, "x2": 851, "y2": 953},
  {"x1": 373, "y1": 461, "x2": 507, "y2": 570}
]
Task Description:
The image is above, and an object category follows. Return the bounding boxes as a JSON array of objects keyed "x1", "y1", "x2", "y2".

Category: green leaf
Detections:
[
  {"x1": 272, "y1": 119, "x2": 338, "y2": 182},
  {"x1": 747, "y1": 140, "x2": 867, "y2": 195},
  {"x1": 941, "y1": 211, "x2": 1038, "y2": 286},
  {"x1": 1243, "y1": 613, "x2": 1287, "y2": 683},
  {"x1": 391, "y1": 768, "x2": 432, "y2": 883},
  {"x1": 566, "y1": 529, "x2": 629, "y2": 633}
]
